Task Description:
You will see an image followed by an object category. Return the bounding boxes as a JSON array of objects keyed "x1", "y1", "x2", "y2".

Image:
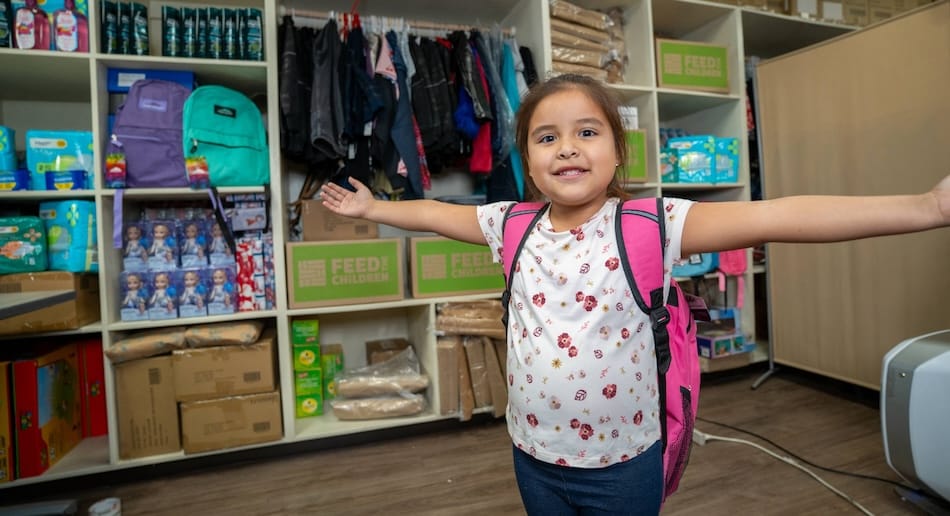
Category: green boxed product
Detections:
[
  {"x1": 623, "y1": 129, "x2": 647, "y2": 182},
  {"x1": 296, "y1": 393, "x2": 323, "y2": 418},
  {"x1": 293, "y1": 344, "x2": 321, "y2": 371},
  {"x1": 294, "y1": 369, "x2": 322, "y2": 395},
  {"x1": 321, "y1": 343, "x2": 344, "y2": 400},
  {"x1": 0, "y1": 217, "x2": 47, "y2": 274},
  {"x1": 291, "y1": 319, "x2": 319, "y2": 345}
]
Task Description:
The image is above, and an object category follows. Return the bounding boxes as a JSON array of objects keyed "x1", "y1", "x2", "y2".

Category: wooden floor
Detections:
[{"x1": 14, "y1": 367, "x2": 936, "y2": 515}]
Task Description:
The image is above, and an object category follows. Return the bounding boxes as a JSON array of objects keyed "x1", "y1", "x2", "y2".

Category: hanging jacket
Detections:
[
  {"x1": 519, "y1": 46, "x2": 539, "y2": 87},
  {"x1": 502, "y1": 41, "x2": 525, "y2": 200},
  {"x1": 340, "y1": 26, "x2": 383, "y2": 144},
  {"x1": 409, "y1": 36, "x2": 440, "y2": 151},
  {"x1": 386, "y1": 30, "x2": 424, "y2": 199},
  {"x1": 469, "y1": 44, "x2": 493, "y2": 174},
  {"x1": 472, "y1": 30, "x2": 513, "y2": 163},
  {"x1": 311, "y1": 19, "x2": 345, "y2": 161},
  {"x1": 449, "y1": 31, "x2": 491, "y2": 121}
]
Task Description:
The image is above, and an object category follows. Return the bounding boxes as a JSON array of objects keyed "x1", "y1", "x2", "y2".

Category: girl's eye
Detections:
[
  {"x1": 537, "y1": 134, "x2": 556, "y2": 144},
  {"x1": 580, "y1": 128, "x2": 597, "y2": 137}
]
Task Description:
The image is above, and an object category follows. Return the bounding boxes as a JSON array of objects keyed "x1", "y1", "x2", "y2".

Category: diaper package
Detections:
[
  {"x1": 25, "y1": 130, "x2": 94, "y2": 191},
  {"x1": 0, "y1": 216, "x2": 47, "y2": 274},
  {"x1": 39, "y1": 200, "x2": 98, "y2": 272}
]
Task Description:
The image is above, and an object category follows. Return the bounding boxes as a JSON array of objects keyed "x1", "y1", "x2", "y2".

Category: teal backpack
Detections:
[{"x1": 182, "y1": 85, "x2": 269, "y2": 187}]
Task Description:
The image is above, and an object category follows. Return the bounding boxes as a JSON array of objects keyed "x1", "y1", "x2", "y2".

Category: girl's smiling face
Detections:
[{"x1": 525, "y1": 88, "x2": 618, "y2": 225}]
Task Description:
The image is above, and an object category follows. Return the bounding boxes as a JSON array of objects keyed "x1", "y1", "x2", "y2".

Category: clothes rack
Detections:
[{"x1": 277, "y1": 6, "x2": 515, "y2": 36}]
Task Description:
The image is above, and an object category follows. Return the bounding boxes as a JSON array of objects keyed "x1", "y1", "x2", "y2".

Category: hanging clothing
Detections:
[
  {"x1": 471, "y1": 30, "x2": 513, "y2": 163},
  {"x1": 469, "y1": 44, "x2": 493, "y2": 174},
  {"x1": 519, "y1": 46, "x2": 539, "y2": 87},
  {"x1": 502, "y1": 41, "x2": 525, "y2": 200},
  {"x1": 310, "y1": 19, "x2": 345, "y2": 161},
  {"x1": 386, "y1": 30, "x2": 425, "y2": 199},
  {"x1": 449, "y1": 31, "x2": 492, "y2": 121}
]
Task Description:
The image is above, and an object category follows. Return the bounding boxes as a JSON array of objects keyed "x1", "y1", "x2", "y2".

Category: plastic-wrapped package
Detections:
[
  {"x1": 184, "y1": 320, "x2": 264, "y2": 347},
  {"x1": 330, "y1": 394, "x2": 426, "y2": 420},
  {"x1": 549, "y1": 0, "x2": 612, "y2": 31},
  {"x1": 550, "y1": 17, "x2": 612, "y2": 45},
  {"x1": 552, "y1": 60, "x2": 609, "y2": 82},
  {"x1": 334, "y1": 346, "x2": 430, "y2": 398},
  {"x1": 551, "y1": 29, "x2": 611, "y2": 53},
  {"x1": 105, "y1": 327, "x2": 187, "y2": 363},
  {"x1": 551, "y1": 45, "x2": 610, "y2": 68}
]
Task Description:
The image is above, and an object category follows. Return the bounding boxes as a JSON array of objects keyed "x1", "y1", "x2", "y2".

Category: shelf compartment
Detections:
[
  {"x1": 1, "y1": 436, "x2": 109, "y2": 488},
  {"x1": 103, "y1": 186, "x2": 266, "y2": 199},
  {"x1": 294, "y1": 410, "x2": 449, "y2": 441},
  {"x1": 656, "y1": 89, "x2": 740, "y2": 121},
  {"x1": 93, "y1": 55, "x2": 268, "y2": 95},
  {"x1": 0, "y1": 49, "x2": 92, "y2": 102},
  {"x1": 741, "y1": 7, "x2": 854, "y2": 59}
]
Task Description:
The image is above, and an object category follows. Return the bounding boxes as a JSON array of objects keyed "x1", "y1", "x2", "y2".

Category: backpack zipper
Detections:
[
  {"x1": 112, "y1": 133, "x2": 163, "y2": 148},
  {"x1": 190, "y1": 137, "x2": 261, "y2": 154}
]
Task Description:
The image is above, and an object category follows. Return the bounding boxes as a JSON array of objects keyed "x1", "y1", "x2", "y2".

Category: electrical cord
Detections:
[
  {"x1": 693, "y1": 428, "x2": 875, "y2": 516},
  {"x1": 697, "y1": 416, "x2": 916, "y2": 490}
]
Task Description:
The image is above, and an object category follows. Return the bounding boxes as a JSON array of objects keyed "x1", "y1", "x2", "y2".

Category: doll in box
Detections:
[
  {"x1": 207, "y1": 266, "x2": 235, "y2": 316},
  {"x1": 147, "y1": 271, "x2": 177, "y2": 320},
  {"x1": 208, "y1": 221, "x2": 233, "y2": 264},
  {"x1": 179, "y1": 221, "x2": 207, "y2": 268},
  {"x1": 122, "y1": 223, "x2": 148, "y2": 272},
  {"x1": 120, "y1": 271, "x2": 148, "y2": 321},
  {"x1": 177, "y1": 269, "x2": 207, "y2": 318},
  {"x1": 147, "y1": 222, "x2": 177, "y2": 271}
]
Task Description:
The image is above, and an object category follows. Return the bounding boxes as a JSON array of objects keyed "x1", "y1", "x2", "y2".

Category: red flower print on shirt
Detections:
[
  {"x1": 605, "y1": 257, "x2": 620, "y2": 271},
  {"x1": 633, "y1": 410, "x2": 644, "y2": 425},
  {"x1": 568, "y1": 346, "x2": 578, "y2": 357},
  {"x1": 532, "y1": 292, "x2": 546, "y2": 307},
  {"x1": 579, "y1": 424, "x2": 594, "y2": 440},
  {"x1": 584, "y1": 295, "x2": 598, "y2": 311},
  {"x1": 570, "y1": 418, "x2": 581, "y2": 429},
  {"x1": 533, "y1": 327, "x2": 543, "y2": 337},
  {"x1": 556, "y1": 458, "x2": 569, "y2": 466},
  {"x1": 526, "y1": 414, "x2": 539, "y2": 427},
  {"x1": 570, "y1": 227, "x2": 585, "y2": 241},
  {"x1": 621, "y1": 328, "x2": 630, "y2": 339},
  {"x1": 558, "y1": 333, "x2": 572, "y2": 348},
  {"x1": 576, "y1": 291, "x2": 585, "y2": 302},
  {"x1": 603, "y1": 384, "x2": 617, "y2": 399}
]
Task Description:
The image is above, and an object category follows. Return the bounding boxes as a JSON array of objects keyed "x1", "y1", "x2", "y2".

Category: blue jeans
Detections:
[{"x1": 513, "y1": 440, "x2": 663, "y2": 516}]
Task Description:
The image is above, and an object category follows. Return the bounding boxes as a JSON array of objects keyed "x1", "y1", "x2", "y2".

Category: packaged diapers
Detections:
[
  {"x1": 39, "y1": 200, "x2": 99, "y2": 272},
  {"x1": 0, "y1": 216, "x2": 47, "y2": 273}
]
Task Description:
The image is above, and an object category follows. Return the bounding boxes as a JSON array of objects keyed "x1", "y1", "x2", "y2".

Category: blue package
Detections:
[
  {"x1": 177, "y1": 268, "x2": 208, "y2": 318},
  {"x1": 120, "y1": 270, "x2": 149, "y2": 321},
  {"x1": 714, "y1": 137, "x2": 740, "y2": 183},
  {"x1": 106, "y1": 68, "x2": 195, "y2": 93},
  {"x1": 667, "y1": 135, "x2": 716, "y2": 183},
  {"x1": 0, "y1": 125, "x2": 16, "y2": 172},
  {"x1": 147, "y1": 270, "x2": 178, "y2": 320},
  {"x1": 38, "y1": 200, "x2": 98, "y2": 273},
  {"x1": 45, "y1": 169, "x2": 87, "y2": 190},
  {"x1": 0, "y1": 169, "x2": 30, "y2": 190},
  {"x1": 25, "y1": 130, "x2": 94, "y2": 191}
]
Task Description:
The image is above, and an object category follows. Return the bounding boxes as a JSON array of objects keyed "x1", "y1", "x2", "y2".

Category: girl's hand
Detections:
[{"x1": 321, "y1": 177, "x2": 374, "y2": 219}]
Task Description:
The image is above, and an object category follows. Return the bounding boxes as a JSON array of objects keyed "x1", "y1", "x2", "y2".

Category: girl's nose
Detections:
[{"x1": 558, "y1": 144, "x2": 579, "y2": 159}]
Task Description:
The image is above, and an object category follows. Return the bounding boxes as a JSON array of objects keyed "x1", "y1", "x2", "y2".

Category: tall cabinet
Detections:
[{"x1": 0, "y1": 0, "x2": 852, "y2": 490}]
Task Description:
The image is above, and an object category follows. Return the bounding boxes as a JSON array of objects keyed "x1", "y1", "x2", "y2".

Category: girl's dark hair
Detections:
[{"x1": 514, "y1": 74, "x2": 629, "y2": 201}]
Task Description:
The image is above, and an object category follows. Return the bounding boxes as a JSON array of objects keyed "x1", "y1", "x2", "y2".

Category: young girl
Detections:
[{"x1": 320, "y1": 74, "x2": 949, "y2": 514}]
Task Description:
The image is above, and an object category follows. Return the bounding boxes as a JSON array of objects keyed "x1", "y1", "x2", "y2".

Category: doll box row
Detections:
[{"x1": 0, "y1": 271, "x2": 99, "y2": 335}]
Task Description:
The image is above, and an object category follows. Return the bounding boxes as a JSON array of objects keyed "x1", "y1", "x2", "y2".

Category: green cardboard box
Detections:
[
  {"x1": 286, "y1": 239, "x2": 404, "y2": 308},
  {"x1": 655, "y1": 38, "x2": 730, "y2": 93},
  {"x1": 294, "y1": 369, "x2": 323, "y2": 396},
  {"x1": 623, "y1": 129, "x2": 648, "y2": 183},
  {"x1": 291, "y1": 319, "x2": 320, "y2": 345},
  {"x1": 292, "y1": 344, "x2": 321, "y2": 371},
  {"x1": 409, "y1": 237, "x2": 504, "y2": 298},
  {"x1": 295, "y1": 393, "x2": 324, "y2": 418}
]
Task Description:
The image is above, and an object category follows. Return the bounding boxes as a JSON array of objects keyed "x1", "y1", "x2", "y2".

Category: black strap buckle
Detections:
[{"x1": 651, "y1": 306, "x2": 671, "y2": 330}]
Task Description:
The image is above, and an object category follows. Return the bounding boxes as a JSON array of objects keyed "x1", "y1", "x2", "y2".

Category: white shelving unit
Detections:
[{"x1": 0, "y1": 0, "x2": 853, "y2": 490}]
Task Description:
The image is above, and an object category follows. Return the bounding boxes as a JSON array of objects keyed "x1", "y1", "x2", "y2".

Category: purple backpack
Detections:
[
  {"x1": 502, "y1": 198, "x2": 708, "y2": 503},
  {"x1": 110, "y1": 79, "x2": 190, "y2": 188}
]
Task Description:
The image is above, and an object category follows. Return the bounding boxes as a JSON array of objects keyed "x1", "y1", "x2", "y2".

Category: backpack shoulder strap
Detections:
[
  {"x1": 500, "y1": 201, "x2": 547, "y2": 327},
  {"x1": 616, "y1": 197, "x2": 674, "y2": 374}
]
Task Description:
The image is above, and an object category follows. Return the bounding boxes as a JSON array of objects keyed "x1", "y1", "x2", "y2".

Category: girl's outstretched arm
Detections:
[
  {"x1": 681, "y1": 174, "x2": 950, "y2": 256},
  {"x1": 320, "y1": 177, "x2": 487, "y2": 245}
]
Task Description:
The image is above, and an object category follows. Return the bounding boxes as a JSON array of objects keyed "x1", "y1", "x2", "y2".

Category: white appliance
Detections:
[{"x1": 881, "y1": 329, "x2": 950, "y2": 504}]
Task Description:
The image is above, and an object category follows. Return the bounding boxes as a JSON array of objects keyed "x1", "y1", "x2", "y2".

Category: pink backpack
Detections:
[{"x1": 502, "y1": 198, "x2": 708, "y2": 502}]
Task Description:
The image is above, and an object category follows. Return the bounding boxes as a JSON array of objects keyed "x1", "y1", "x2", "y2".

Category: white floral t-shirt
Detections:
[{"x1": 477, "y1": 197, "x2": 694, "y2": 468}]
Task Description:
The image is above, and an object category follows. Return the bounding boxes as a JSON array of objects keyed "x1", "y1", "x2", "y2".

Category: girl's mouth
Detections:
[{"x1": 555, "y1": 168, "x2": 587, "y2": 177}]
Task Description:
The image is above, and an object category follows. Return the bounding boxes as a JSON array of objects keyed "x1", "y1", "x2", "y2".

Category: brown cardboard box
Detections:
[
  {"x1": 179, "y1": 391, "x2": 282, "y2": 454},
  {"x1": 482, "y1": 337, "x2": 507, "y2": 419},
  {"x1": 843, "y1": 0, "x2": 870, "y2": 25},
  {"x1": 301, "y1": 200, "x2": 378, "y2": 241},
  {"x1": 171, "y1": 333, "x2": 276, "y2": 402},
  {"x1": 436, "y1": 337, "x2": 459, "y2": 416},
  {"x1": 115, "y1": 356, "x2": 181, "y2": 459},
  {"x1": 463, "y1": 337, "x2": 491, "y2": 408},
  {"x1": 0, "y1": 272, "x2": 99, "y2": 335},
  {"x1": 365, "y1": 338, "x2": 410, "y2": 365}
]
